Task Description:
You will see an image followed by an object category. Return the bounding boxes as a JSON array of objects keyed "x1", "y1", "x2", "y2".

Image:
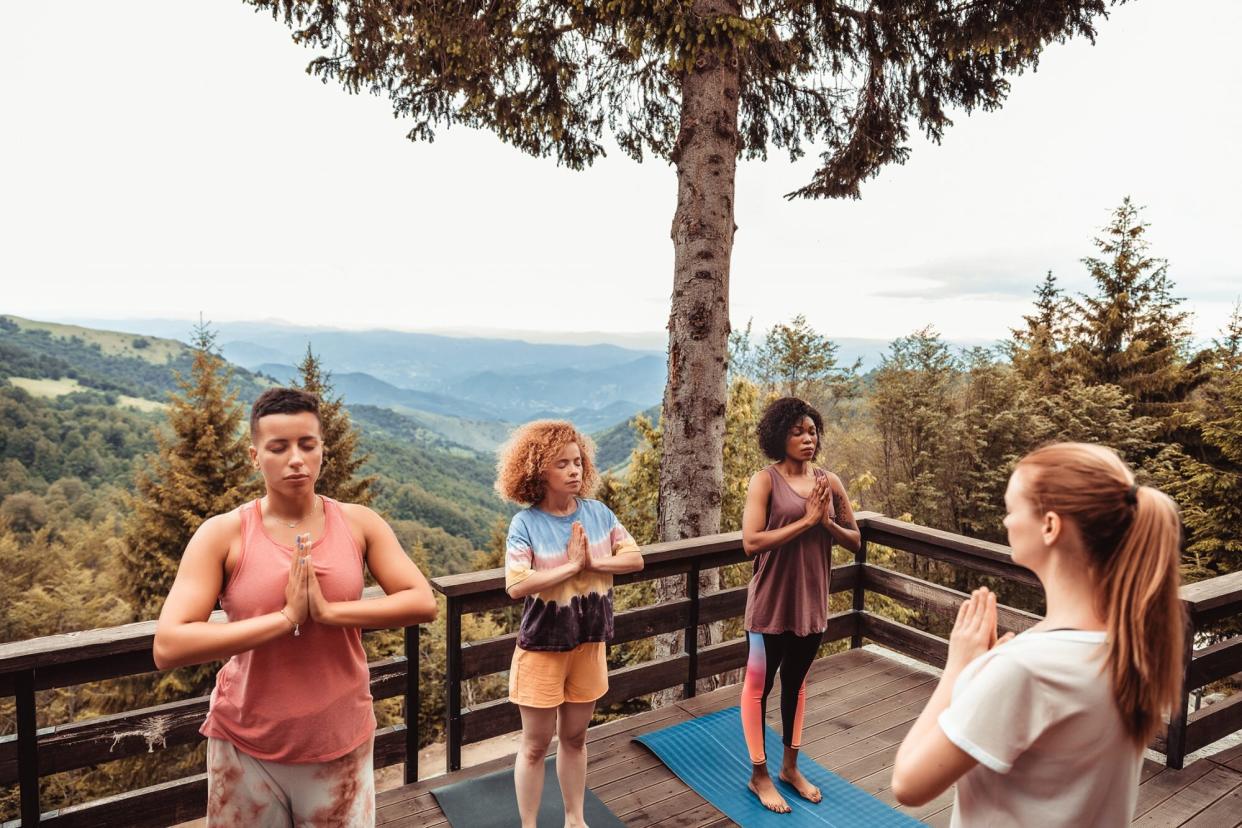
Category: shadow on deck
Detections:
[{"x1": 375, "y1": 649, "x2": 1242, "y2": 828}]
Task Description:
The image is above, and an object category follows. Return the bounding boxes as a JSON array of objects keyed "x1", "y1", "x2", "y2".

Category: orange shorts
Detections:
[{"x1": 508, "y1": 642, "x2": 608, "y2": 708}]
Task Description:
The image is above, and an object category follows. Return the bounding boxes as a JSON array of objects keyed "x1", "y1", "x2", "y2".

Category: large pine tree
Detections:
[
  {"x1": 293, "y1": 345, "x2": 375, "y2": 505},
  {"x1": 247, "y1": 0, "x2": 1120, "y2": 552},
  {"x1": 1069, "y1": 198, "x2": 1208, "y2": 430},
  {"x1": 121, "y1": 321, "x2": 256, "y2": 619}
]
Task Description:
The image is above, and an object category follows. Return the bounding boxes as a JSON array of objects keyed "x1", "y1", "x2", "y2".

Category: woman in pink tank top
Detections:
[
  {"x1": 152, "y1": 388, "x2": 437, "y2": 827},
  {"x1": 739, "y1": 397, "x2": 861, "y2": 815}
]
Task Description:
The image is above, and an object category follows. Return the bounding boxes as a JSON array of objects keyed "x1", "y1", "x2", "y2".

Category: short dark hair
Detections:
[
  {"x1": 757, "y1": 397, "x2": 824, "y2": 461},
  {"x1": 250, "y1": 388, "x2": 320, "y2": 436}
]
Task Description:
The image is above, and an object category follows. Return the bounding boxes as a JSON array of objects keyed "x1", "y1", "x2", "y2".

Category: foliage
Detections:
[
  {"x1": 293, "y1": 345, "x2": 376, "y2": 505},
  {"x1": 121, "y1": 322, "x2": 259, "y2": 623},
  {"x1": 751, "y1": 314, "x2": 861, "y2": 408},
  {"x1": 1154, "y1": 304, "x2": 1242, "y2": 635},
  {"x1": 0, "y1": 315, "x2": 269, "y2": 401},
  {"x1": 1067, "y1": 198, "x2": 1208, "y2": 431},
  {"x1": 248, "y1": 1, "x2": 1115, "y2": 198}
]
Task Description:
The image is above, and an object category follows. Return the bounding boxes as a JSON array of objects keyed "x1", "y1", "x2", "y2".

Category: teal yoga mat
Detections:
[
  {"x1": 430, "y1": 755, "x2": 625, "y2": 828},
  {"x1": 634, "y1": 706, "x2": 927, "y2": 827}
]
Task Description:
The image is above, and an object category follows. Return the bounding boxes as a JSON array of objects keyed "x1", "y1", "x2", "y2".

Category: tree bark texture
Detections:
[{"x1": 651, "y1": 0, "x2": 741, "y2": 705}]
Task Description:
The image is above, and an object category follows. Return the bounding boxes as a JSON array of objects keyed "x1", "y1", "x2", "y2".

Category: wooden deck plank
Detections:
[
  {"x1": 374, "y1": 649, "x2": 1232, "y2": 827},
  {"x1": 1131, "y1": 766, "x2": 1242, "y2": 828},
  {"x1": 1177, "y1": 774, "x2": 1242, "y2": 828},
  {"x1": 1134, "y1": 761, "x2": 1218, "y2": 819}
]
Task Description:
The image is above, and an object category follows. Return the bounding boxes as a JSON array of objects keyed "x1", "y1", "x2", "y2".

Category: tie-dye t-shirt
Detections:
[{"x1": 505, "y1": 498, "x2": 639, "y2": 651}]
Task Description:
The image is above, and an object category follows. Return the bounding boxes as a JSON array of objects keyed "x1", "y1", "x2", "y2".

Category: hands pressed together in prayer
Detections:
[
  {"x1": 946, "y1": 586, "x2": 1015, "y2": 674},
  {"x1": 282, "y1": 533, "x2": 342, "y2": 631},
  {"x1": 566, "y1": 521, "x2": 593, "y2": 572}
]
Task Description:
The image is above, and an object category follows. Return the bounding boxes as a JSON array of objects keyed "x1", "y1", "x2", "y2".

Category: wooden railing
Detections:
[
  {"x1": 0, "y1": 586, "x2": 422, "y2": 828},
  {"x1": 432, "y1": 513, "x2": 1242, "y2": 773},
  {"x1": 2, "y1": 512, "x2": 1240, "y2": 825}
]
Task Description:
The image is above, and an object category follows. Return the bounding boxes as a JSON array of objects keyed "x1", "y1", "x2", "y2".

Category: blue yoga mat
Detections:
[{"x1": 635, "y1": 706, "x2": 926, "y2": 827}]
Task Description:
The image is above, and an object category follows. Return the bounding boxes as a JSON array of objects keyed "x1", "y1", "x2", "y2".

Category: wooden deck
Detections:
[{"x1": 377, "y1": 649, "x2": 1242, "y2": 828}]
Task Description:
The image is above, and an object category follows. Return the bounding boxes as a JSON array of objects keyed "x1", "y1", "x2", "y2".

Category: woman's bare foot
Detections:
[
  {"x1": 779, "y1": 766, "x2": 822, "y2": 803},
  {"x1": 748, "y1": 774, "x2": 791, "y2": 813}
]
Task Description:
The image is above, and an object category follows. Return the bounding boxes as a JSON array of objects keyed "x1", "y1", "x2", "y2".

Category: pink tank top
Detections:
[{"x1": 200, "y1": 497, "x2": 376, "y2": 763}]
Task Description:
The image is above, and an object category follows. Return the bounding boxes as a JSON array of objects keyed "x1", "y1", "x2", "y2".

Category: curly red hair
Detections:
[{"x1": 494, "y1": 420, "x2": 599, "y2": 506}]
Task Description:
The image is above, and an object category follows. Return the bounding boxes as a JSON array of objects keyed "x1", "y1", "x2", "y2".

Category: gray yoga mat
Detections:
[{"x1": 430, "y1": 755, "x2": 625, "y2": 828}]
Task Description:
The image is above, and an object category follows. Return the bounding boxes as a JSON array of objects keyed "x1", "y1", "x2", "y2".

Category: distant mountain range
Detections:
[
  {"x1": 2, "y1": 315, "x2": 666, "y2": 456},
  {"x1": 28, "y1": 316, "x2": 999, "y2": 458},
  {"x1": 60, "y1": 318, "x2": 666, "y2": 429}
]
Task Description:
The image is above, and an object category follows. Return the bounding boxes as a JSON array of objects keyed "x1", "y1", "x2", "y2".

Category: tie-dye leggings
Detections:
[
  {"x1": 740, "y1": 630, "x2": 825, "y2": 765},
  {"x1": 206, "y1": 735, "x2": 375, "y2": 827}
]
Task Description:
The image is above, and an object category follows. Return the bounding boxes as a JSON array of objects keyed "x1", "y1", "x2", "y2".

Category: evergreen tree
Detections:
[
  {"x1": 871, "y1": 327, "x2": 959, "y2": 528},
  {"x1": 755, "y1": 315, "x2": 860, "y2": 408},
  {"x1": 952, "y1": 350, "x2": 1029, "y2": 542},
  {"x1": 250, "y1": 0, "x2": 1119, "y2": 555},
  {"x1": 1009, "y1": 271, "x2": 1071, "y2": 394},
  {"x1": 121, "y1": 321, "x2": 256, "y2": 620},
  {"x1": 1069, "y1": 198, "x2": 1207, "y2": 429},
  {"x1": 1156, "y1": 304, "x2": 1242, "y2": 619},
  {"x1": 293, "y1": 344, "x2": 375, "y2": 505}
]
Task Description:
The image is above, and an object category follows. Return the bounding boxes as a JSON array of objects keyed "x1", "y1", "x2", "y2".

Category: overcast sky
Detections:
[{"x1": 1, "y1": 1, "x2": 1238, "y2": 347}]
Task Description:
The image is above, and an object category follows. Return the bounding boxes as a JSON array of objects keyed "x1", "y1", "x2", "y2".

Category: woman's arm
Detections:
[
  {"x1": 587, "y1": 535, "x2": 645, "y2": 574},
  {"x1": 308, "y1": 505, "x2": 438, "y2": 628},
  {"x1": 741, "y1": 471, "x2": 828, "y2": 555},
  {"x1": 505, "y1": 521, "x2": 589, "y2": 599},
  {"x1": 153, "y1": 513, "x2": 306, "y2": 670},
  {"x1": 822, "y1": 473, "x2": 862, "y2": 554},
  {"x1": 892, "y1": 589, "x2": 1013, "y2": 806}
]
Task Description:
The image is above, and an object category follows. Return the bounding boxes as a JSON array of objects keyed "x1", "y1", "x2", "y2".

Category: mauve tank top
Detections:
[
  {"x1": 743, "y1": 466, "x2": 833, "y2": 636},
  {"x1": 199, "y1": 496, "x2": 376, "y2": 763}
]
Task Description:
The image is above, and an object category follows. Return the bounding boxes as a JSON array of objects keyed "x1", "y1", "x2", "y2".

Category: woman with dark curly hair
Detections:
[
  {"x1": 495, "y1": 420, "x2": 644, "y2": 828},
  {"x1": 740, "y1": 396, "x2": 861, "y2": 813}
]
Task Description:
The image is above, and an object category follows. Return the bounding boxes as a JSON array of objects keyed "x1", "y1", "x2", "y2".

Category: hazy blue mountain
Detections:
[
  {"x1": 447, "y1": 356, "x2": 665, "y2": 420},
  {"x1": 255, "y1": 363, "x2": 502, "y2": 420},
  {"x1": 593, "y1": 404, "x2": 660, "y2": 470},
  {"x1": 531, "y1": 399, "x2": 650, "y2": 434}
]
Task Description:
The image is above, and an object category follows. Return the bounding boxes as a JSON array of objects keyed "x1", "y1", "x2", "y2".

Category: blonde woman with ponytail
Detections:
[{"x1": 892, "y1": 442, "x2": 1184, "y2": 827}]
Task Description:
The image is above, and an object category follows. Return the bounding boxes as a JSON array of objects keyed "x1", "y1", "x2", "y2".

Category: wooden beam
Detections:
[{"x1": 863, "y1": 565, "x2": 1041, "y2": 634}]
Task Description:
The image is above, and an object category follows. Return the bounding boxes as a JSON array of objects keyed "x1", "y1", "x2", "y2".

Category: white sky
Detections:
[{"x1": 1, "y1": 1, "x2": 1239, "y2": 345}]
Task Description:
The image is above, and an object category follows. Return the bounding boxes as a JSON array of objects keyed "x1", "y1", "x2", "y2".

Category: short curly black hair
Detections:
[{"x1": 757, "y1": 397, "x2": 824, "y2": 461}]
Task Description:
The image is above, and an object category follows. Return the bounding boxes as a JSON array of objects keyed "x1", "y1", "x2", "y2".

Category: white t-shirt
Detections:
[{"x1": 938, "y1": 630, "x2": 1142, "y2": 828}]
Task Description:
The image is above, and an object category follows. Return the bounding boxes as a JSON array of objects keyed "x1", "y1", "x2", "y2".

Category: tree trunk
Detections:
[{"x1": 651, "y1": 0, "x2": 741, "y2": 706}]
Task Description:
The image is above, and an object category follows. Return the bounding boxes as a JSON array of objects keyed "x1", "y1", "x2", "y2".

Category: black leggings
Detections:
[{"x1": 740, "y1": 630, "x2": 824, "y2": 764}]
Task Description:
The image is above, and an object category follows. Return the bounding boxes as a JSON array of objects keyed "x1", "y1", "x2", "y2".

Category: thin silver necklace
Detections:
[{"x1": 270, "y1": 496, "x2": 319, "y2": 528}]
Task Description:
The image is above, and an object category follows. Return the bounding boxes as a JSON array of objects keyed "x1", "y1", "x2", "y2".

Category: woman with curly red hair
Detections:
[
  {"x1": 892, "y1": 442, "x2": 1185, "y2": 827},
  {"x1": 495, "y1": 420, "x2": 644, "y2": 828}
]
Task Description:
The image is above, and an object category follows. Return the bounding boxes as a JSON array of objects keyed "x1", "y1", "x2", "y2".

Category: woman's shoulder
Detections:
[
  {"x1": 200, "y1": 504, "x2": 246, "y2": 536},
  {"x1": 576, "y1": 497, "x2": 618, "y2": 520},
  {"x1": 748, "y1": 466, "x2": 776, "y2": 488}
]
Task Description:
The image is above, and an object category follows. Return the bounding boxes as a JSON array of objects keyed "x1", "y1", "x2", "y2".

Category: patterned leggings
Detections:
[
  {"x1": 740, "y1": 630, "x2": 824, "y2": 765},
  {"x1": 206, "y1": 735, "x2": 375, "y2": 827}
]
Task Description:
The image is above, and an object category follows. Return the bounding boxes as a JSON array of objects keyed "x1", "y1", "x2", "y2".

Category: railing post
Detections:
[
  {"x1": 850, "y1": 534, "x2": 868, "y2": 649},
  {"x1": 1164, "y1": 610, "x2": 1195, "y2": 769},
  {"x1": 446, "y1": 596, "x2": 463, "y2": 774},
  {"x1": 16, "y1": 668, "x2": 39, "y2": 826},
  {"x1": 683, "y1": 561, "x2": 701, "y2": 699},
  {"x1": 403, "y1": 624, "x2": 420, "y2": 784}
]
